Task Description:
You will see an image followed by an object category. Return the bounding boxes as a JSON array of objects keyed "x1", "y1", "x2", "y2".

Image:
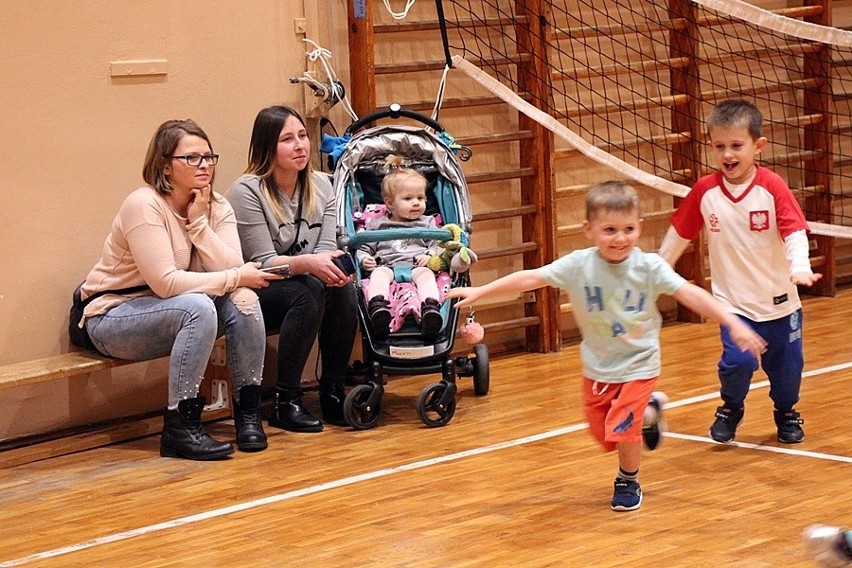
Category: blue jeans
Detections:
[
  {"x1": 256, "y1": 275, "x2": 358, "y2": 393},
  {"x1": 86, "y1": 292, "x2": 266, "y2": 406}
]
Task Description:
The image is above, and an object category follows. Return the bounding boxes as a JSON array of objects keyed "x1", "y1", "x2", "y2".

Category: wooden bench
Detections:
[
  {"x1": 0, "y1": 346, "x2": 233, "y2": 469},
  {"x1": 0, "y1": 351, "x2": 127, "y2": 391}
]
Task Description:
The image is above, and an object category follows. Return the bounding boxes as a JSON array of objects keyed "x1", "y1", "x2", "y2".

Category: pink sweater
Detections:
[{"x1": 81, "y1": 186, "x2": 245, "y2": 320}]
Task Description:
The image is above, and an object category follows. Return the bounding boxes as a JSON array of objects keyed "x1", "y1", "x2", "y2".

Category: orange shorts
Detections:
[{"x1": 582, "y1": 377, "x2": 657, "y2": 452}]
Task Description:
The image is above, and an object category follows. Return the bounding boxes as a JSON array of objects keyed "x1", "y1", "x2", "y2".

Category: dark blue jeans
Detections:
[{"x1": 256, "y1": 275, "x2": 358, "y2": 393}]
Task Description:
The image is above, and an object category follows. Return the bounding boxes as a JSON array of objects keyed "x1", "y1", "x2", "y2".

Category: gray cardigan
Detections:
[{"x1": 227, "y1": 172, "x2": 338, "y2": 266}]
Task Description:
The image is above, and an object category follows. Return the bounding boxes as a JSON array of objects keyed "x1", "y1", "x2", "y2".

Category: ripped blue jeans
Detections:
[{"x1": 86, "y1": 292, "x2": 266, "y2": 407}]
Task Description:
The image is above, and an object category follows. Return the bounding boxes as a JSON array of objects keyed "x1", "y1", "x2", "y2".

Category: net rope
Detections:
[{"x1": 438, "y1": 0, "x2": 852, "y2": 238}]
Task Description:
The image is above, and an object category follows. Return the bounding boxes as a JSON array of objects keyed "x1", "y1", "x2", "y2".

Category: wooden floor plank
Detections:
[{"x1": 0, "y1": 289, "x2": 849, "y2": 567}]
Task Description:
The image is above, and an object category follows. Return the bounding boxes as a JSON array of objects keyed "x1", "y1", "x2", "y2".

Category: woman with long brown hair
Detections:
[{"x1": 228, "y1": 106, "x2": 357, "y2": 432}]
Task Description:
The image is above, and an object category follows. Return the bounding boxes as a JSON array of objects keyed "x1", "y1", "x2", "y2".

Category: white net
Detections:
[{"x1": 438, "y1": 0, "x2": 852, "y2": 238}]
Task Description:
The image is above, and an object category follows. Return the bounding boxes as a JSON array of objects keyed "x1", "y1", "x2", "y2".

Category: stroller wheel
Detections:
[
  {"x1": 343, "y1": 383, "x2": 384, "y2": 430},
  {"x1": 416, "y1": 382, "x2": 457, "y2": 428},
  {"x1": 472, "y1": 343, "x2": 490, "y2": 396}
]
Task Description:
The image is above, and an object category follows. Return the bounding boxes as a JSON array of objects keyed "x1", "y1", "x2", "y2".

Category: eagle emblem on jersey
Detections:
[{"x1": 749, "y1": 210, "x2": 770, "y2": 232}]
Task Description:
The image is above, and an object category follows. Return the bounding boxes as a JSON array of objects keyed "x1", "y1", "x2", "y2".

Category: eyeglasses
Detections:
[{"x1": 168, "y1": 153, "x2": 219, "y2": 167}]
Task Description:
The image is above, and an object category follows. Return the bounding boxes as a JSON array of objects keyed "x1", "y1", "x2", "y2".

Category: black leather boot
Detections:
[
  {"x1": 160, "y1": 396, "x2": 234, "y2": 460},
  {"x1": 319, "y1": 380, "x2": 347, "y2": 427},
  {"x1": 268, "y1": 389, "x2": 323, "y2": 432},
  {"x1": 233, "y1": 385, "x2": 268, "y2": 452}
]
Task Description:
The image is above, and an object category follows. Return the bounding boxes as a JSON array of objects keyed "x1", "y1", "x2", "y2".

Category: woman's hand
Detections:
[
  {"x1": 305, "y1": 252, "x2": 351, "y2": 287},
  {"x1": 236, "y1": 262, "x2": 282, "y2": 289},
  {"x1": 187, "y1": 184, "x2": 212, "y2": 224}
]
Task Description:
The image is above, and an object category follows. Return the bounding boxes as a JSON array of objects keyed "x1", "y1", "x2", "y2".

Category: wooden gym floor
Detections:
[{"x1": 0, "y1": 289, "x2": 849, "y2": 567}]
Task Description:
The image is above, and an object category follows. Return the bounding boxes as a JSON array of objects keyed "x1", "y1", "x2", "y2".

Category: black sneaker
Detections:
[
  {"x1": 610, "y1": 478, "x2": 643, "y2": 512},
  {"x1": 642, "y1": 391, "x2": 668, "y2": 451},
  {"x1": 774, "y1": 409, "x2": 805, "y2": 443},
  {"x1": 709, "y1": 405, "x2": 744, "y2": 443},
  {"x1": 367, "y1": 296, "x2": 391, "y2": 338}
]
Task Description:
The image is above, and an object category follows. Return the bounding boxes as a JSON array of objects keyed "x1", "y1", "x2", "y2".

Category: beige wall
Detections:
[{"x1": 0, "y1": 0, "x2": 351, "y2": 439}]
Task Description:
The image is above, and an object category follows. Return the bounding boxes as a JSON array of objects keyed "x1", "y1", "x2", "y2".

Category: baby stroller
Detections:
[{"x1": 327, "y1": 104, "x2": 490, "y2": 429}]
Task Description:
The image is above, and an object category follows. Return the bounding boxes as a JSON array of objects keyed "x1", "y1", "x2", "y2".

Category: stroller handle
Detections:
[
  {"x1": 344, "y1": 104, "x2": 445, "y2": 136},
  {"x1": 347, "y1": 228, "x2": 453, "y2": 250}
]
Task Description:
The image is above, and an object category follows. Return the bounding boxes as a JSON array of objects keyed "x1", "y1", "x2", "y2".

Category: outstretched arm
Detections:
[
  {"x1": 444, "y1": 269, "x2": 549, "y2": 308},
  {"x1": 657, "y1": 225, "x2": 691, "y2": 267},
  {"x1": 673, "y1": 283, "x2": 767, "y2": 357}
]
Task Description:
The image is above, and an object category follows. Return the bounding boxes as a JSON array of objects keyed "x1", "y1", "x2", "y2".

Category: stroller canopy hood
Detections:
[{"x1": 333, "y1": 124, "x2": 473, "y2": 232}]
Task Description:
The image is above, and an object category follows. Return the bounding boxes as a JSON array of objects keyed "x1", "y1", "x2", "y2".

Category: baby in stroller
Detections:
[{"x1": 356, "y1": 155, "x2": 444, "y2": 340}]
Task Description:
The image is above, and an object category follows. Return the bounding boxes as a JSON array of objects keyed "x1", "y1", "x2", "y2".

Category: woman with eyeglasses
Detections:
[
  {"x1": 227, "y1": 105, "x2": 357, "y2": 432},
  {"x1": 77, "y1": 119, "x2": 280, "y2": 460}
]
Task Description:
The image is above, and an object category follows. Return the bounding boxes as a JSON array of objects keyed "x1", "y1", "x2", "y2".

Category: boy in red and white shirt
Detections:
[{"x1": 659, "y1": 99, "x2": 822, "y2": 444}]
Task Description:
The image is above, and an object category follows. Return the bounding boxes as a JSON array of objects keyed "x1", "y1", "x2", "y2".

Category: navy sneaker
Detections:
[
  {"x1": 774, "y1": 409, "x2": 805, "y2": 443},
  {"x1": 709, "y1": 405, "x2": 744, "y2": 443},
  {"x1": 642, "y1": 391, "x2": 668, "y2": 450},
  {"x1": 610, "y1": 478, "x2": 643, "y2": 511}
]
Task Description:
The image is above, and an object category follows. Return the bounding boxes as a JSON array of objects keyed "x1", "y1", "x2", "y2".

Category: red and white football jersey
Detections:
[{"x1": 671, "y1": 166, "x2": 810, "y2": 321}]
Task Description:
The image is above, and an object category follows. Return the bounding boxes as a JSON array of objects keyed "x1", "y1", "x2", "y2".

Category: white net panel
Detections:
[{"x1": 437, "y1": 0, "x2": 852, "y2": 238}]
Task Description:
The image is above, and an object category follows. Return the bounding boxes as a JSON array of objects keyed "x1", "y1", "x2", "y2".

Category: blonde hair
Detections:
[
  {"x1": 585, "y1": 181, "x2": 640, "y2": 221},
  {"x1": 380, "y1": 155, "x2": 427, "y2": 204}
]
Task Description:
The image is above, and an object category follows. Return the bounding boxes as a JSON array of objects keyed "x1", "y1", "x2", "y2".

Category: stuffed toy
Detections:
[
  {"x1": 427, "y1": 223, "x2": 478, "y2": 274},
  {"x1": 458, "y1": 312, "x2": 485, "y2": 344}
]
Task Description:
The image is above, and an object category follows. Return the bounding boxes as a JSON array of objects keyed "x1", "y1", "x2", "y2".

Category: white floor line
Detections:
[
  {"x1": 2, "y1": 363, "x2": 850, "y2": 567},
  {"x1": 664, "y1": 432, "x2": 852, "y2": 463}
]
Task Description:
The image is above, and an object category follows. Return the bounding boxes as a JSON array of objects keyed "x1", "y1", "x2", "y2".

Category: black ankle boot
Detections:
[
  {"x1": 268, "y1": 389, "x2": 323, "y2": 432},
  {"x1": 160, "y1": 396, "x2": 234, "y2": 460},
  {"x1": 233, "y1": 385, "x2": 268, "y2": 452},
  {"x1": 319, "y1": 380, "x2": 347, "y2": 427},
  {"x1": 420, "y1": 298, "x2": 443, "y2": 339},
  {"x1": 368, "y1": 295, "x2": 391, "y2": 338}
]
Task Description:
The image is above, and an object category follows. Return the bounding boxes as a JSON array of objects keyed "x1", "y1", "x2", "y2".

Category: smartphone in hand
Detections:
[
  {"x1": 332, "y1": 254, "x2": 357, "y2": 275},
  {"x1": 261, "y1": 265, "x2": 292, "y2": 277}
]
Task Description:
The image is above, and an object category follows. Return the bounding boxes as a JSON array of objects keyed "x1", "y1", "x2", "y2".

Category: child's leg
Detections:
[
  {"x1": 591, "y1": 378, "x2": 656, "y2": 512},
  {"x1": 582, "y1": 379, "x2": 619, "y2": 452},
  {"x1": 367, "y1": 266, "x2": 394, "y2": 299},
  {"x1": 412, "y1": 267, "x2": 440, "y2": 299},
  {"x1": 718, "y1": 320, "x2": 760, "y2": 408},
  {"x1": 366, "y1": 266, "x2": 394, "y2": 337},
  {"x1": 759, "y1": 310, "x2": 805, "y2": 443},
  {"x1": 413, "y1": 267, "x2": 442, "y2": 338},
  {"x1": 617, "y1": 441, "x2": 642, "y2": 472},
  {"x1": 711, "y1": 319, "x2": 760, "y2": 442}
]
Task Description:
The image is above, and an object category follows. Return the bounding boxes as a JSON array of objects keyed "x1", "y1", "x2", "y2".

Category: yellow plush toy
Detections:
[{"x1": 427, "y1": 223, "x2": 477, "y2": 274}]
